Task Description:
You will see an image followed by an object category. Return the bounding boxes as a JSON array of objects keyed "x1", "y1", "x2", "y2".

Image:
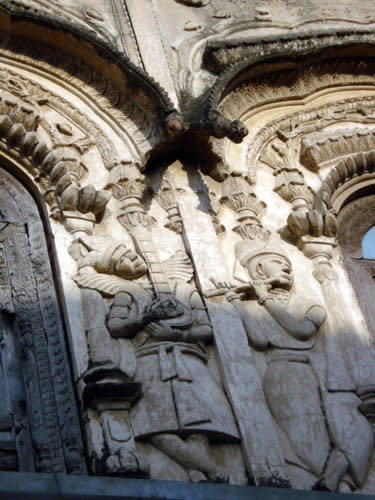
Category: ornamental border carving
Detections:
[
  {"x1": 249, "y1": 96, "x2": 375, "y2": 180},
  {"x1": 0, "y1": 37, "x2": 162, "y2": 160},
  {"x1": 0, "y1": 92, "x2": 111, "y2": 220},
  {"x1": 0, "y1": 1, "x2": 176, "y2": 121},
  {"x1": 0, "y1": 170, "x2": 86, "y2": 474},
  {"x1": 315, "y1": 150, "x2": 375, "y2": 213},
  {"x1": 203, "y1": 32, "x2": 375, "y2": 140}
]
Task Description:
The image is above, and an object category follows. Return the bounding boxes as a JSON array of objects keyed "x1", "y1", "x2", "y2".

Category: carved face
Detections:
[
  {"x1": 251, "y1": 255, "x2": 293, "y2": 290},
  {"x1": 113, "y1": 249, "x2": 147, "y2": 279}
]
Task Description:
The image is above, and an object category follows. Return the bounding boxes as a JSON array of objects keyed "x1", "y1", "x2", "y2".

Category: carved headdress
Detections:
[{"x1": 235, "y1": 240, "x2": 291, "y2": 278}]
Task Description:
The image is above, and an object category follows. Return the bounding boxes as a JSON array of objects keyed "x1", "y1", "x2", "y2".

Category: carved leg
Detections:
[
  {"x1": 314, "y1": 448, "x2": 349, "y2": 491},
  {"x1": 151, "y1": 433, "x2": 227, "y2": 482}
]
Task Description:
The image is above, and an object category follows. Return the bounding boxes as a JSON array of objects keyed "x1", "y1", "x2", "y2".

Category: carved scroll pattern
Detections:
[{"x1": 1, "y1": 222, "x2": 85, "y2": 473}]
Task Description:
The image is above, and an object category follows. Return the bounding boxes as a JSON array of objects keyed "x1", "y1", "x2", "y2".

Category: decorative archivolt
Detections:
[
  {"x1": 0, "y1": 32, "x2": 166, "y2": 161},
  {"x1": 0, "y1": 91, "x2": 111, "y2": 220},
  {"x1": 218, "y1": 59, "x2": 375, "y2": 121},
  {"x1": 315, "y1": 150, "x2": 375, "y2": 213}
]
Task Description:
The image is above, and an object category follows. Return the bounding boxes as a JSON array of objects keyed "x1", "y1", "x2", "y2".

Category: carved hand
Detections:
[
  {"x1": 145, "y1": 320, "x2": 174, "y2": 340},
  {"x1": 146, "y1": 298, "x2": 184, "y2": 321},
  {"x1": 208, "y1": 278, "x2": 239, "y2": 301},
  {"x1": 251, "y1": 279, "x2": 272, "y2": 301}
]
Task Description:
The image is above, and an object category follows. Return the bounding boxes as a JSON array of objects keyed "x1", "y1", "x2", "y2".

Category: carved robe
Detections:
[
  {"x1": 243, "y1": 292, "x2": 373, "y2": 486},
  {"x1": 108, "y1": 281, "x2": 240, "y2": 442}
]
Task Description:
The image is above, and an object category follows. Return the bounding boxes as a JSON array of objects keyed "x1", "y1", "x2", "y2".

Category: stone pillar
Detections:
[{"x1": 179, "y1": 189, "x2": 290, "y2": 487}]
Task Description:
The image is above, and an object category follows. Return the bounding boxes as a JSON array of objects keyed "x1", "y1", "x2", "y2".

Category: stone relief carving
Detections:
[
  {"x1": 0, "y1": 168, "x2": 86, "y2": 474},
  {"x1": 0, "y1": 37, "x2": 169, "y2": 160},
  {"x1": 227, "y1": 238, "x2": 374, "y2": 492},
  {"x1": 220, "y1": 173, "x2": 270, "y2": 241},
  {"x1": 260, "y1": 139, "x2": 314, "y2": 212},
  {"x1": 68, "y1": 163, "x2": 243, "y2": 483},
  {"x1": 72, "y1": 233, "x2": 240, "y2": 481},
  {"x1": 0, "y1": 92, "x2": 110, "y2": 221},
  {"x1": 300, "y1": 127, "x2": 375, "y2": 171}
]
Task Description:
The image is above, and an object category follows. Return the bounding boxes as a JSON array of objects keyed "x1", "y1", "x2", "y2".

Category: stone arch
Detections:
[
  {"x1": 204, "y1": 42, "x2": 375, "y2": 141},
  {"x1": 314, "y1": 150, "x2": 375, "y2": 213},
  {"x1": 0, "y1": 2, "x2": 177, "y2": 138},
  {"x1": 0, "y1": 160, "x2": 86, "y2": 474}
]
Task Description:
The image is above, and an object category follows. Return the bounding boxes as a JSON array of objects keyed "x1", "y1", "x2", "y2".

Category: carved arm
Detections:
[
  {"x1": 263, "y1": 300, "x2": 326, "y2": 341},
  {"x1": 107, "y1": 291, "x2": 153, "y2": 338}
]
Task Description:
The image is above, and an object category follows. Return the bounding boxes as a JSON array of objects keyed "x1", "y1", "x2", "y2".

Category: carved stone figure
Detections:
[
  {"x1": 232, "y1": 240, "x2": 373, "y2": 492},
  {"x1": 74, "y1": 236, "x2": 239, "y2": 481}
]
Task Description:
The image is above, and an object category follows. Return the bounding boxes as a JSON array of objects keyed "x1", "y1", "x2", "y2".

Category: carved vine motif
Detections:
[
  {"x1": 27, "y1": 219, "x2": 85, "y2": 473},
  {"x1": 0, "y1": 93, "x2": 110, "y2": 220},
  {"x1": 1, "y1": 222, "x2": 86, "y2": 474}
]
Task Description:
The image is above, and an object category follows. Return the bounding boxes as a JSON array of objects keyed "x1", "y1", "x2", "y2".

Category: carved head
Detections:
[
  {"x1": 235, "y1": 241, "x2": 293, "y2": 290},
  {"x1": 111, "y1": 246, "x2": 148, "y2": 279},
  {"x1": 80, "y1": 241, "x2": 147, "y2": 279}
]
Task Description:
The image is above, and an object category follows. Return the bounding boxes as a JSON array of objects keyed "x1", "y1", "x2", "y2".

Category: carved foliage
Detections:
[
  {"x1": 106, "y1": 162, "x2": 154, "y2": 231},
  {"x1": 0, "y1": 92, "x2": 110, "y2": 220},
  {"x1": 221, "y1": 173, "x2": 269, "y2": 241}
]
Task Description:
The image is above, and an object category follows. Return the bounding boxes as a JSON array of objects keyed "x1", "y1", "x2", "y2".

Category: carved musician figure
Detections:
[
  {"x1": 74, "y1": 237, "x2": 239, "y2": 481},
  {"x1": 232, "y1": 240, "x2": 373, "y2": 492}
]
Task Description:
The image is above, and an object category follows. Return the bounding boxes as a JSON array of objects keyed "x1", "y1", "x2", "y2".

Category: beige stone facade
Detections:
[{"x1": 1, "y1": 0, "x2": 375, "y2": 496}]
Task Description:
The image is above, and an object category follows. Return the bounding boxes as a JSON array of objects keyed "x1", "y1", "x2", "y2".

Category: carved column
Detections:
[
  {"x1": 179, "y1": 170, "x2": 289, "y2": 487},
  {"x1": 288, "y1": 209, "x2": 375, "y2": 397}
]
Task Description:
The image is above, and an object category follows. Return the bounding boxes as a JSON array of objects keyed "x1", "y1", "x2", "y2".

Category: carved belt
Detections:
[
  {"x1": 268, "y1": 351, "x2": 310, "y2": 364},
  {"x1": 136, "y1": 342, "x2": 207, "y2": 382}
]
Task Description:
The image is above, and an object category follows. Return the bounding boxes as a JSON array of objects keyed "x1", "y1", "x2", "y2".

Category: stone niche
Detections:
[{"x1": 2, "y1": 10, "x2": 375, "y2": 498}]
